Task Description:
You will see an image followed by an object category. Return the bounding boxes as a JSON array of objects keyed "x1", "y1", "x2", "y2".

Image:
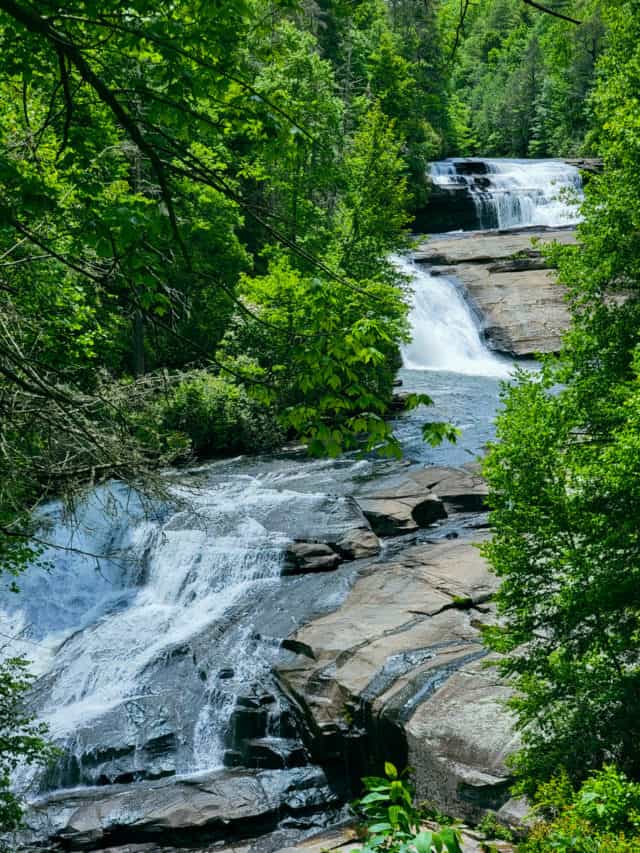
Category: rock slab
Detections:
[
  {"x1": 277, "y1": 534, "x2": 520, "y2": 824},
  {"x1": 414, "y1": 228, "x2": 576, "y2": 356}
]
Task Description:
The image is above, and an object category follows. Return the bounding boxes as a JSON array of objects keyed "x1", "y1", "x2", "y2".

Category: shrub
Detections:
[
  {"x1": 351, "y1": 762, "x2": 463, "y2": 853},
  {"x1": 519, "y1": 766, "x2": 640, "y2": 852},
  {"x1": 159, "y1": 373, "x2": 283, "y2": 457}
]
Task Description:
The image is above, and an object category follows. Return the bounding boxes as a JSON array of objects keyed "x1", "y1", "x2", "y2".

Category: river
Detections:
[{"x1": 2, "y1": 158, "x2": 582, "y2": 851}]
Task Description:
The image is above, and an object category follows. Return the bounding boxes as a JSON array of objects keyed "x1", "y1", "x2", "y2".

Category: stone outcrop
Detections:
[
  {"x1": 16, "y1": 466, "x2": 516, "y2": 852},
  {"x1": 333, "y1": 527, "x2": 381, "y2": 560},
  {"x1": 357, "y1": 494, "x2": 446, "y2": 537},
  {"x1": 352, "y1": 468, "x2": 485, "y2": 537},
  {"x1": 276, "y1": 531, "x2": 520, "y2": 824},
  {"x1": 414, "y1": 229, "x2": 576, "y2": 356},
  {"x1": 18, "y1": 768, "x2": 341, "y2": 851}
]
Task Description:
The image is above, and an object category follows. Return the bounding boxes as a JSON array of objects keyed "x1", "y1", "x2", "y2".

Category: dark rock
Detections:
[
  {"x1": 411, "y1": 495, "x2": 448, "y2": 527},
  {"x1": 223, "y1": 749, "x2": 244, "y2": 768},
  {"x1": 412, "y1": 185, "x2": 481, "y2": 233},
  {"x1": 390, "y1": 392, "x2": 410, "y2": 412},
  {"x1": 243, "y1": 738, "x2": 308, "y2": 770},
  {"x1": 281, "y1": 639, "x2": 317, "y2": 660},
  {"x1": 227, "y1": 707, "x2": 268, "y2": 742},
  {"x1": 218, "y1": 668, "x2": 235, "y2": 680},
  {"x1": 18, "y1": 768, "x2": 340, "y2": 851}
]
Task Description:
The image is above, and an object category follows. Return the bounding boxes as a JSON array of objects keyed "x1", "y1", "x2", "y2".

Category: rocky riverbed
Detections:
[{"x1": 9, "y1": 463, "x2": 526, "y2": 852}]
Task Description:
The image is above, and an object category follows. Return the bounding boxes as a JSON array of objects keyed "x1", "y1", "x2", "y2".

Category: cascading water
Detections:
[
  {"x1": 429, "y1": 158, "x2": 583, "y2": 229},
  {"x1": 396, "y1": 255, "x2": 510, "y2": 378},
  {"x1": 2, "y1": 459, "x2": 372, "y2": 796}
]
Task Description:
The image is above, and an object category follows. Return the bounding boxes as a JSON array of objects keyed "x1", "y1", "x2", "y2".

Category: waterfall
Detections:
[
  {"x1": 429, "y1": 158, "x2": 583, "y2": 229},
  {"x1": 396, "y1": 255, "x2": 511, "y2": 378},
  {"x1": 2, "y1": 469, "x2": 357, "y2": 789}
]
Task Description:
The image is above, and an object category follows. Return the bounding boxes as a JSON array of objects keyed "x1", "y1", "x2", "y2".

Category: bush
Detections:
[
  {"x1": 159, "y1": 373, "x2": 283, "y2": 457},
  {"x1": 519, "y1": 766, "x2": 640, "y2": 852}
]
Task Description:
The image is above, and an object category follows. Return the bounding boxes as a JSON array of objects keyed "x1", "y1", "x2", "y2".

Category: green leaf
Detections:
[
  {"x1": 385, "y1": 761, "x2": 398, "y2": 780},
  {"x1": 412, "y1": 831, "x2": 434, "y2": 853},
  {"x1": 368, "y1": 823, "x2": 392, "y2": 834}
]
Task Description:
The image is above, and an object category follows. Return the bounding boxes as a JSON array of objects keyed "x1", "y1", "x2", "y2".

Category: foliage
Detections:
[
  {"x1": 481, "y1": 0, "x2": 640, "y2": 795},
  {"x1": 0, "y1": 656, "x2": 57, "y2": 835},
  {"x1": 0, "y1": 0, "x2": 455, "y2": 533},
  {"x1": 519, "y1": 766, "x2": 640, "y2": 852},
  {"x1": 476, "y1": 813, "x2": 514, "y2": 842},
  {"x1": 351, "y1": 762, "x2": 463, "y2": 853},
  {"x1": 439, "y1": 0, "x2": 604, "y2": 156},
  {"x1": 158, "y1": 373, "x2": 283, "y2": 457},
  {"x1": 0, "y1": 1, "x2": 460, "y2": 825}
]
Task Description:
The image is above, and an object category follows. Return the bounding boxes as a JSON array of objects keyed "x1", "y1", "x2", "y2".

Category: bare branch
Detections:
[{"x1": 521, "y1": 0, "x2": 581, "y2": 25}]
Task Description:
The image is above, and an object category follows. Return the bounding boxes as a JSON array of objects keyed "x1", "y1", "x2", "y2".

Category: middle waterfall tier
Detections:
[{"x1": 418, "y1": 157, "x2": 583, "y2": 232}]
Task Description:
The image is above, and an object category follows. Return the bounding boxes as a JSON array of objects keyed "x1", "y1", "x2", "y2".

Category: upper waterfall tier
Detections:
[{"x1": 419, "y1": 158, "x2": 583, "y2": 232}]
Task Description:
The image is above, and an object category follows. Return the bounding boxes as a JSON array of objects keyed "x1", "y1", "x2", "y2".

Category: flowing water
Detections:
[
  {"x1": 3, "y1": 159, "x2": 559, "y2": 839},
  {"x1": 430, "y1": 157, "x2": 583, "y2": 229}
]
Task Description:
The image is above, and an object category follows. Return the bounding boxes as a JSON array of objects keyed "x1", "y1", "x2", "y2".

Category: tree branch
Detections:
[
  {"x1": 521, "y1": 0, "x2": 581, "y2": 25},
  {"x1": 0, "y1": 0, "x2": 191, "y2": 266}
]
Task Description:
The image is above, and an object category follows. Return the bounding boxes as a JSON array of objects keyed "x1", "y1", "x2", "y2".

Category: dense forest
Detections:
[{"x1": 2, "y1": 0, "x2": 640, "y2": 850}]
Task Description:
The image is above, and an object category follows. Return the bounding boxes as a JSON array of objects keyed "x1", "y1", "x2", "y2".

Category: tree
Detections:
[
  {"x1": 0, "y1": 656, "x2": 56, "y2": 837},
  {"x1": 482, "y1": 0, "x2": 640, "y2": 793}
]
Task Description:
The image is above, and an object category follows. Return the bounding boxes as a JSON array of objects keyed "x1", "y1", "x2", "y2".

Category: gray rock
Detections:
[
  {"x1": 17, "y1": 768, "x2": 339, "y2": 851},
  {"x1": 356, "y1": 483, "x2": 447, "y2": 537},
  {"x1": 413, "y1": 229, "x2": 576, "y2": 357},
  {"x1": 333, "y1": 527, "x2": 381, "y2": 560},
  {"x1": 283, "y1": 543, "x2": 341, "y2": 575},
  {"x1": 276, "y1": 535, "x2": 516, "y2": 822}
]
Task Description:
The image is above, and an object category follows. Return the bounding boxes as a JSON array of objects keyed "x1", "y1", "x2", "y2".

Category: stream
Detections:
[{"x1": 2, "y1": 158, "x2": 583, "y2": 851}]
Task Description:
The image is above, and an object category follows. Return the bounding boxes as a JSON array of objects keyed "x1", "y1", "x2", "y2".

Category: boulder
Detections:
[
  {"x1": 405, "y1": 467, "x2": 489, "y2": 514},
  {"x1": 357, "y1": 493, "x2": 446, "y2": 537},
  {"x1": 241, "y1": 738, "x2": 308, "y2": 770},
  {"x1": 283, "y1": 543, "x2": 341, "y2": 575},
  {"x1": 333, "y1": 527, "x2": 381, "y2": 560},
  {"x1": 353, "y1": 470, "x2": 480, "y2": 537}
]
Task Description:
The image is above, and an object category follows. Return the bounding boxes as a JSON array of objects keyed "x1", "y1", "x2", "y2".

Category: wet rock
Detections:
[
  {"x1": 242, "y1": 738, "x2": 308, "y2": 770},
  {"x1": 18, "y1": 768, "x2": 340, "y2": 851},
  {"x1": 390, "y1": 392, "x2": 410, "y2": 412},
  {"x1": 228, "y1": 707, "x2": 268, "y2": 742},
  {"x1": 283, "y1": 543, "x2": 341, "y2": 575},
  {"x1": 564, "y1": 157, "x2": 603, "y2": 174}
]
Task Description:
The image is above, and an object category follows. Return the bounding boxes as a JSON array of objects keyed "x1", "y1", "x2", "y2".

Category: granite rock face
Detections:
[
  {"x1": 276, "y1": 530, "x2": 520, "y2": 823},
  {"x1": 414, "y1": 228, "x2": 576, "y2": 356}
]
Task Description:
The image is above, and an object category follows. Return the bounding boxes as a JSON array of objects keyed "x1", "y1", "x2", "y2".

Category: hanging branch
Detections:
[{"x1": 521, "y1": 0, "x2": 581, "y2": 25}]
